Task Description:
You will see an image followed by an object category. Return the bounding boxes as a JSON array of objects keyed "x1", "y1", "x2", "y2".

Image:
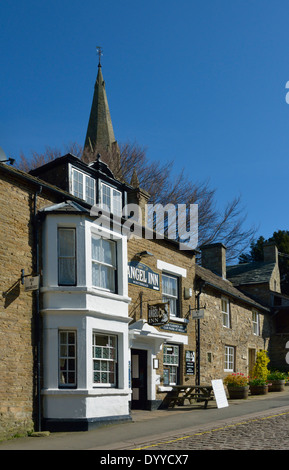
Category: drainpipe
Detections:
[
  {"x1": 33, "y1": 186, "x2": 42, "y2": 431},
  {"x1": 195, "y1": 281, "x2": 205, "y2": 386}
]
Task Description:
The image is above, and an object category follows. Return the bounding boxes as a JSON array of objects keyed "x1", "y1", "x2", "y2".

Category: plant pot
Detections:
[
  {"x1": 227, "y1": 385, "x2": 249, "y2": 399},
  {"x1": 249, "y1": 384, "x2": 268, "y2": 395},
  {"x1": 268, "y1": 380, "x2": 285, "y2": 392}
]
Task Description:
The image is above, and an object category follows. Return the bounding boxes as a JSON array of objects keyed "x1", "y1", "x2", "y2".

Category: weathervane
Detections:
[{"x1": 96, "y1": 46, "x2": 103, "y2": 66}]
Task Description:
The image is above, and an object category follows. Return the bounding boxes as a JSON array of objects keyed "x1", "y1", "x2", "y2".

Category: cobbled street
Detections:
[{"x1": 130, "y1": 410, "x2": 289, "y2": 450}]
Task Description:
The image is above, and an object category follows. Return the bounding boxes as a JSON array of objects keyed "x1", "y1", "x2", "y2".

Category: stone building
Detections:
[
  {"x1": 127, "y1": 232, "x2": 196, "y2": 410},
  {"x1": 196, "y1": 243, "x2": 271, "y2": 382},
  {"x1": 0, "y1": 162, "x2": 78, "y2": 439},
  {"x1": 0, "y1": 57, "x2": 286, "y2": 438},
  {"x1": 227, "y1": 243, "x2": 289, "y2": 371}
]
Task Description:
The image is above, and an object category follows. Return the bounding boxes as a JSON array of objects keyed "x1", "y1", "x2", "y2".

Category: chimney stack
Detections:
[
  {"x1": 263, "y1": 242, "x2": 279, "y2": 264},
  {"x1": 201, "y1": 243, "x2": 227, "y2": 279}
]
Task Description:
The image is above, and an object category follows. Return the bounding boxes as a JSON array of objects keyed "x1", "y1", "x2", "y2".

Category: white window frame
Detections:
[
  {"x1": 58, "y1": 227, "x2": 76, "y2": 286},
  {"x1": 163, "y1": 344, "x2": 179, "y2": 385},
  {"x1": 162, "y1": 273, "x2": 179, "y2": 317},
  {"x1": 92, "y1": 333, "x2": 117, "y2": 387},
  {"x1": 72, "y1": 168, "x2": 96, "y2": 205},
  {"x1": 224, "y1": 345, "x2": 235, "y2": 372},
  {"x1": 86, "y1": 221, "x2": 128, "y2": 299},
  {"x1": 58, "y1": 330, "x2": 77, "y2": 388},
  {"x1": 221, "y1": 297, "x2": 230, "y2": 328},
  {"x1": 91, "y1": 234, "x2": 117, "y2": 293},
  {"x1": 252, "y1": 310, "x2": 259, "y2": 335},
  {"x1": 100, "y1": 182, "x2": 122, "y2": 216}
]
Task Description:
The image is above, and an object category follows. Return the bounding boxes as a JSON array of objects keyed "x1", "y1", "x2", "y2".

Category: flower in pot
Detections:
[
  {"x1": 249, "y1": 377, "x2": 269, "y2": 395},
  {"x1": 224, "y1": 373, "x2": 249, "y2": 399},
  {"x1": 267, "y1": 371, "x2": 286, "y2": 392}
]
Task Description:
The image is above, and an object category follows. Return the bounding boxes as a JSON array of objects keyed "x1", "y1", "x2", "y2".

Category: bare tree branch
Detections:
[{"x1": 16, "y1": 141, "x2": 256, "y2": 261}]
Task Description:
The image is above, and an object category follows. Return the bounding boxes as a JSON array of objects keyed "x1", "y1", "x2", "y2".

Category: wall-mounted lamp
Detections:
[
  {"x1": 0, "y1": 157, "x2": 15, "y2": 165},
  {"x1": 0, "y1": 147, "x2": 15, "y2": 165},
  {"x1": 184, "y1": 287, "x2": 192, "y2": 299}
]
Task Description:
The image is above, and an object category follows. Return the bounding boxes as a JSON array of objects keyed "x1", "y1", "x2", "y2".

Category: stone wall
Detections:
[
  {"x1": 268, "y1": 334, "x2": 289, "y2": 371},
  {"x1": 127, "y1": 236, "x2": 197, "y2": 402},
  {"x1": 197, "y1": 285, "x2": 271, "y2": 383},
  {"x1": 0, "y1": 168, "x2": 59, "y2": 439}
]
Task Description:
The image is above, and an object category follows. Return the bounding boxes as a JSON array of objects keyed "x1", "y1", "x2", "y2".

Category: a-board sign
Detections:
[{"x1": 211, "y1": 379, "x2": 228, "y2": 408}]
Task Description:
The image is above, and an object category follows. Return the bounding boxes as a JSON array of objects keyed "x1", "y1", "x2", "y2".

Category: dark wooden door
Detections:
[{"x1": 131, "y1": 349, "x2": 147, "y2": 409}]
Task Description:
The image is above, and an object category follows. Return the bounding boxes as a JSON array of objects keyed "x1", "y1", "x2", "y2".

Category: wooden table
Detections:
[{"x1": 164, "y1": 385, "x2": 214, "y2": 409}]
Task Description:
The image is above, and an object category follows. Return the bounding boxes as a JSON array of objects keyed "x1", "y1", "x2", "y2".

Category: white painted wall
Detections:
[{"x1": 41, "y1": 212, "x2": 131, "y2": 421}]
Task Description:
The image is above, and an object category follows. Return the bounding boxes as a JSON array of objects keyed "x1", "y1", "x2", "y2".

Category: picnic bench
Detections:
[{"x1": 164, "y1": 384, "x2": 214, "y2": 409}]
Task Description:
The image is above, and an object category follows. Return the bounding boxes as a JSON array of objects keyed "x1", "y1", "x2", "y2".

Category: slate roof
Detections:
[
  {"x1": 40, "y1": 200, "x2": 90, "y2": 214},
  {"x1": 226, "y1": 262, "x2": 275, "y2": 286},
  {"x1": 195, "y1": 264, "x2": 269, "y2": 312}
]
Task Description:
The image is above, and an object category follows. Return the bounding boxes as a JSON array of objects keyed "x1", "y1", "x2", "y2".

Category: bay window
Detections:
[
  {"x1": 58, "y1": 228, "x2": 76, "y2": 285},
  {"x1": 58, "y1": 330, "x2": 77, "y2": 387},
  {"x1": 92, "y1": 333, "x2": 117, "y2": 386},
  {"x1": 91, "y1": 234, "x2": 117, "y2": 292}
]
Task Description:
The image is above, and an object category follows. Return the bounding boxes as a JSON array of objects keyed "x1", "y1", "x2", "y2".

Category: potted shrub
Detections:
[
  {"x1": 249, "y1": 377, "x2": 269, "y2": 395},
  {"x1": 249, "y1": 350, "x2": 270, "y2": 395},
  {"x1": 267, "y1": 371, "x2": 286, "y2": 392},
  {"x1": 224, "y1": 373, "x2": 249, "y2": 399},
  {"x1": 251, "y1": 350, "x2": 269, "y2": 381}
]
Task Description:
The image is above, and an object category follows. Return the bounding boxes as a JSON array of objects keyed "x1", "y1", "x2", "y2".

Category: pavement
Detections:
[{"x1": 1, "y1": 388, "x2": 289, "y2": 451}]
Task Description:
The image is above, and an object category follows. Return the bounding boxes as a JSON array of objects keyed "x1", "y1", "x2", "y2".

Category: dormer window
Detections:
[
  {"x1": 72, "y1": 168, "x2": 95, "y2": 205},
  {"x1": 100, "y1": 182, "x2": 122, "y2": 216}
]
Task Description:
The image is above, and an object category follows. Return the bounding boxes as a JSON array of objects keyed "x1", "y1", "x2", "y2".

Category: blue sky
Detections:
[{"x1": 1, "y1": 0, "x2": 289, "y2": 250}]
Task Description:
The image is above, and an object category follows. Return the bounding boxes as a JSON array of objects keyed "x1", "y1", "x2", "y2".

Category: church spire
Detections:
[{"x1": 84, "y1": 47, "x2": 118, "y2": 154}]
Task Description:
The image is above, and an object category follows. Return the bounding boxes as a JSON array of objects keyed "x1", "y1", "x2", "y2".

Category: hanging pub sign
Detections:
[
  {"x1": 148, "y1": 302, "x2": 169, "y2": 326},
  {"x1": 128, "y1": 261, "x2": 160, "y2": 291}
]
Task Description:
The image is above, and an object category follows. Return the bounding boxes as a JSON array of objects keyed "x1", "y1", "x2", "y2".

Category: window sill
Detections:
[
  {"x1": 169, "y1": 316, "x2": 189, "y2": 324},
  {"x1": 42, "y1": 388, "x2": 131, "y2": 397},
  {"x1": 41, "y1": 285, "x2": 131, "y2": 303},
  {"x1": 158, "y1": 386, "x2": 173, "y2": 392}
]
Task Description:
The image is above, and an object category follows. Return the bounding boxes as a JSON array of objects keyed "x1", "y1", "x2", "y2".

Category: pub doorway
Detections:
[{"x1": 131, "y1": 349, "x2": 148, "y2": 409}]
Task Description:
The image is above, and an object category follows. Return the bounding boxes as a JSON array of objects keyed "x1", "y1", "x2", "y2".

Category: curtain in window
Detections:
[
  {"x1": 162, "y1": 274, "x2": 178, "y2": 316},
  {"x1": 58, "y1": 228, "x2": 76, "y2": 285},
  {"x1": 91, "y1": 235, "x2": 116, "y2": 292}
]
